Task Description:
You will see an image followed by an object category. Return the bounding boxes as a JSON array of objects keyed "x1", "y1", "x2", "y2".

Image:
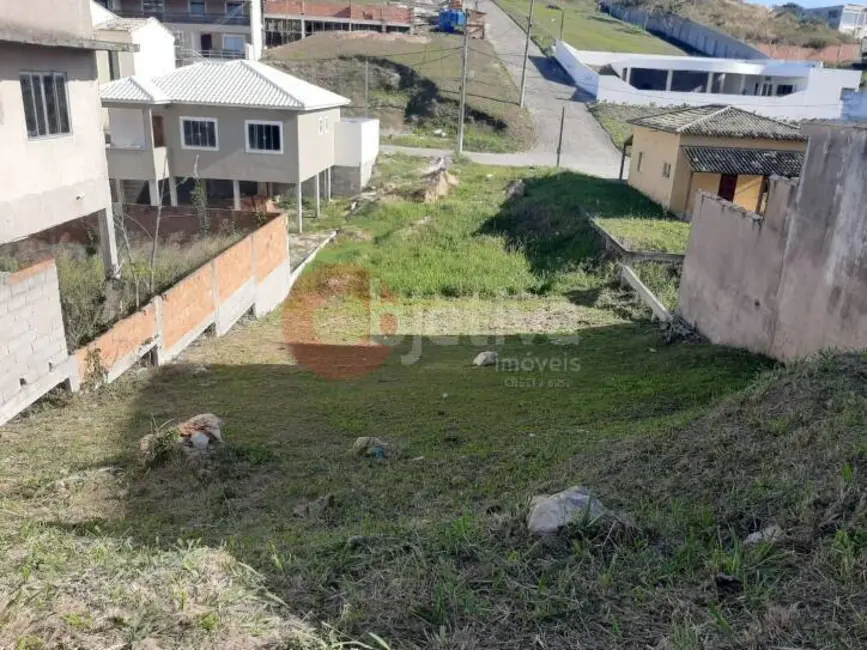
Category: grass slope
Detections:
[
  {"x1": 265, "y1": 33, "x2": 534, "y2": 153},
  {"x1": 7, "y1": 157, "x2": 863, "y2": 649},
  {"x1": 496, "y1": 0, "x2": 683, "y2": 54},
  {"x1": 594, "y1": 217, "x2": 691, "y2": 254}
]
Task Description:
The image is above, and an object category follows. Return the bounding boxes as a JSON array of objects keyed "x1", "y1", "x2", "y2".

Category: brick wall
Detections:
[
  {"x1": 0, "y1": 260, "x2": 78, "y2": 425},
  {"x1": 1, "y1": 214, "x2": 328, "y2": 426}
]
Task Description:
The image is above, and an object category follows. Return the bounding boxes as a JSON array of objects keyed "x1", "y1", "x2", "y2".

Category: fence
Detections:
[{"x1": 0, "y1": 214, "x2": 335, "y2": 426}]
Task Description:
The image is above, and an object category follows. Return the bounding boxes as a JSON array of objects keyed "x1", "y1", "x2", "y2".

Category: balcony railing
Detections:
[{"x1": 114, "y1": 8, "x2": 250, "y2": 26}]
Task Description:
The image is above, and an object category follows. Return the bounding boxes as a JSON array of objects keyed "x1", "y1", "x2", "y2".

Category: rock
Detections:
[
  {"x1": 353, "y1": 436, "x2": 389, "y2": 457},
  {"x1": 745, "y1": 524, "x2": 782, "y2": 546},
  {"x1": 293, "y1": 493, "x2": 335, "y2": 518},
  {"x1": 178, "y1": 413, "x2": 223, "y2": 445},
  {"x1": 472, "y1": 351, "x2": 499, "y2": 367},
  {"x1": 527, "y1": 486, "x2": 607, "y2": 535},
  {"x1": 506, "y1": 179, "x2": 526, "y2": 200}
]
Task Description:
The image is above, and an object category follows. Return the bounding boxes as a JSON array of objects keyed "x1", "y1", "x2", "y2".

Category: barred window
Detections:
[
  {"x1": 181, "y1": 117, "x2": 218, "y2": 150},
  {"x1": 246, "y1": 120, "x2": 283, "y2": 154},
  {"x1": 20, "y1": 72, "x2": 70, "y2": 139}
]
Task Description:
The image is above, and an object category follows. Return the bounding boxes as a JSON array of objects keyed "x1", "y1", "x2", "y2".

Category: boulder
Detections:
[
  {"x1": 527, "y1": 486, "x2": 607, "y2": 535},
  {"x1": 745, "y1": 524, "x2": 783, "y2": 546},
  {"x1": 472, "y1": 351, "x2": 499, "y2": 367},
  {"x1": 506, "y1": 179, "x2": 526, "y2": 199}
]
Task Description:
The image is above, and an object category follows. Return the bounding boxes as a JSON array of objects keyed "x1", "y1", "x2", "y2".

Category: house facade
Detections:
[
  {"x1": 556, "y1": 41, "x2": 862, "y2": 120},
  {"x1": 0, "y1": 0, "x2": 133, "y2": 270},
  {"x1": 802, "y1": 4, "x2": 867, "y2": 37},
  {"x1": 91, "y1": 2, "x2": 177, "y2": 85},
  {"x1": 94, "y1": 0, "x2": 262, "y2": 64},
  {"x1": 625, "y1": 105, "x2": 807, "y2": 218},
  {"x1": 263, "y1": 0, "x2": 412, "y2": 46},
  {"x1": 100, "y1": 59, "x2": 349, "y2": 225}
]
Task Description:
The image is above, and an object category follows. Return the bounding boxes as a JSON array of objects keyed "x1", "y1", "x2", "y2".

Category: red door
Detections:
[{"x1": 718, "y1": 174, "x2": 738, "y2": 202}]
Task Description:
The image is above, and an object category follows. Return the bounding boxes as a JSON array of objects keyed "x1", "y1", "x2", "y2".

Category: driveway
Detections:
[{"x1": 384, "y1": 1, "x2": 624, "y2": 178}]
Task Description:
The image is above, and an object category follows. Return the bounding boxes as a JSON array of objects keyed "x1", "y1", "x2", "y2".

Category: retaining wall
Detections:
[
  {"x1": 0, "y1": 214, "x2": 320, "y2": 426},
  {"x1": 600, "y1": 1, "x2": 767, "y2": 60}
]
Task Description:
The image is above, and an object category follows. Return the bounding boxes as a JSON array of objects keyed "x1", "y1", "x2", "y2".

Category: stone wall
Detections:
[{"x1": 679, "y1": 122, "x2": 867, "y2": 360}]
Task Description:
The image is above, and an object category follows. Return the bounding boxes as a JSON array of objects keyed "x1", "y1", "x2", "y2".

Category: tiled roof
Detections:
[
  {"x1": 95, "y1": 17, "x2": 150, "y2": 31},
  {"x1": 629, "y1": 105, "x2": 804, "y2": 141},
  {"x1": 682, "y1": 146, "x2": 805, "y2": 176},
  {"x1": 101, "y1": 60, "x2": 350, "y2": 110}
]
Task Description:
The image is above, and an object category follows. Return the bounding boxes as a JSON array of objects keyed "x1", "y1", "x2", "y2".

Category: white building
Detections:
[
  {"x1": 555, "y1": 41, "x2": 862, "y2": 120},
  {"x1": 802, "y1": 4, "x2": 867, "y2": 37}
]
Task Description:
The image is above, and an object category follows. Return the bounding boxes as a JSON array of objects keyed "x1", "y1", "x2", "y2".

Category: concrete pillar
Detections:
[
  {"x1": 705, "y1": 73, "x2": 713, "y2": 94},
  {"x1": 148, "y1": 180, "x2": 160, "y2": 207},
  {"x1": 296, "y1": 182, "x2": 303, "y2": 233},
  {"x1": 314, "y1": 173, "x2": 321, "y2": 218},
  {"x1": 98, "y1": 205, "x2": 120, "y2": 278},
  {"x1": 232, "y1": 180, "x2": 241, "y2": 211},
  {"x1": 300, "y1": 17, "x2": 306, "y2": 38},
  {"x1": 113, "y1": 178, "x2": 124, "y2": 206},
  {"x1": 250, "y1": 0, "x2": 263, "y2": 60},
  {"x1": 626, "y1": 68, "x2": 632, "y2": 85},
  {"x1": 168, "y1": 177, "x2": 178, "y2": 207},
  {"x1": 326, "y1": 167, "x2": 332, "y2": 203},
  {"x1": 665, "y1": 69, "x2": 673, "y2": 91},
  {"x1": 738, "y1": 75, "x2": 747, "y2": 95},
  {"x1": 142, "y1": 107, "x2": 154, "y2": 149}
]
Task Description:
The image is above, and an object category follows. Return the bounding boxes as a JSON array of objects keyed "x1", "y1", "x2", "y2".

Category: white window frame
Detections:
[
  {"x1": 180, "y1": 116, "x2": 219, "y2": 151},
  {"x1": 245, "y1": 119, "x2": 284, "y2": 155}
]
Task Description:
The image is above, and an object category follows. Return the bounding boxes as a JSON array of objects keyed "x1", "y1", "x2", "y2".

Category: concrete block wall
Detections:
[
  {"x1": 0, "y1": 261, "x2": 78, "y2": 425},
  {"x1": 679, "y1": 121, "x2": 867, "y2": 362}
]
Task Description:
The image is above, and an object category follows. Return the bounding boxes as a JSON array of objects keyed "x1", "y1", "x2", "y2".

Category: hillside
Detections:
[
  {"x1": 635, "y1": 0, "x2": 854, "y2": 48},
  {"x1": 265, "y1": 32, "x2": 535, "y2": 153}
]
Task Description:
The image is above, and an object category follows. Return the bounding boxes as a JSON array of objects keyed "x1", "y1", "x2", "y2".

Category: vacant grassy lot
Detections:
[
  {"x1": 594, "y1": 217, "x2": 691, "y2": 254},
  {"x1": 266, "y1": 33, "x2": 534, "y2": 153},
  {"x1": 3, "y1": 157, "x2": 863, "y2": 649},
  {"x1": 496, "y1": 0, "x2": 682, "y2": 54},
  {"x1": 588, "y1": 102, "x2": 667, "y2": 150}
]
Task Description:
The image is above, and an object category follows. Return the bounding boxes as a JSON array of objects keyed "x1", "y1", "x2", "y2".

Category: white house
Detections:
[
  {"x1": 91, "y1": 1, "x2": 176, "y2": 85},
  {"x1": 802, "y1": 4, "x2": 867, "y2": 37},
  {"x1": 556, "y1": 41, "x2": 862, "y2": 120}
]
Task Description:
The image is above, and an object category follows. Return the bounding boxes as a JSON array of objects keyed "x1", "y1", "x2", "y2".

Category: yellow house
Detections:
[{"x1": 624, "y1": 105, "x2": 806, "y2": 218}]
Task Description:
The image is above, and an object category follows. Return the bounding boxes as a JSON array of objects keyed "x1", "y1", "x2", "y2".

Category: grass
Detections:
[
  {"x1": 3, "y1": 156, "x2": 863, "y2": 649},
  {"x1": 495, "y1": 0, "x2": 683, "y2": 54},
  {"x1": 588, "y1": 102, "x2": 668, "y2": 150},
  {"x1": 594, "y1": 217, "x2": 691, "y2": 254},
  {"x1": 265, "y1": 33, "x2": 535, "y2": 153},
  {"x1": 632, "y1": 260, "x2": 681, "y2": 311}
]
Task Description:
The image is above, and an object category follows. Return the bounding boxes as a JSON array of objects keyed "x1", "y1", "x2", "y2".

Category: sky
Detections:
[{"x1": 746, "y1": 0, "x2": 844, "y2": 6}]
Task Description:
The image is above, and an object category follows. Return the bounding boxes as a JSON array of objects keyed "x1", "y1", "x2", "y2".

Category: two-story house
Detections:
[
  {"x1": 100, "y1": 59, "x2": 350, "y2": 228},
  {"x1": 0, "y1": 0, "x2": 136, "y2": 273},
  {"x1": 95, "y1": 0, "x2": 263, "y2": 65}
]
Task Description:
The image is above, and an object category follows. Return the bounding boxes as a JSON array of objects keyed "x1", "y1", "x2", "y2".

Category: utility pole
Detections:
[
  {"x1": 456, "y1": 21, "x2": 470, "y2": 155},
  {"x1": 556, "y1": 105, "x2": 565, "y2": 168},
  {"x1": 518, "y1": 0, "x2": 536, "y2": 108},
  {"x1": 364, "y1": 57, "x2": 370, "y2": 117}
]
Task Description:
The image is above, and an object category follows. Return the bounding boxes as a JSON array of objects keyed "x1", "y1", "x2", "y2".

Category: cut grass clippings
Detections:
[{"x1": 594, "y1": 217, "x2": 691, "y2": 254}]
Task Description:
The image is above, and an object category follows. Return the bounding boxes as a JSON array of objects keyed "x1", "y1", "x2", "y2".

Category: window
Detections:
[
  {"x1": 776, "y1": 84, "x2": 795, "y2": 96},
  {"x1": 246, "y1": 120, "x2": 283, "y2": 154},
  {"x1": 189, "y1": 0, "x2": 206, "y2": 15},
  {"x1": 662, "y1": 162, "x2": 671, "y2": 179},
  {"x1": 636, "y1": 151, "x2": 644, "y2": 172},
  {"x1": 180, "y1": 117, "x2": 218, "y2": 150},
  {"x1": 223, "y1": 34, "x2": 245, "y2": 52},
  {"x1": 20, "y1": 72, "x2": 70, "y2": 139},
  {"x1": 226, "y1": 1, "x2": 244, "y2": 14},
  {"x1": 108, "y1": 51, "x2": 121, "y2": 81},
  {"x1": 318, "y1": 115, "x2": 329, "y2": 135}
]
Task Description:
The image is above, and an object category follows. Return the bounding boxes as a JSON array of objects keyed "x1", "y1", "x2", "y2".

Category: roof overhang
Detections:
[
  {"x1": 0, "y1": 26, "x2": 138, "y2": 52},
  {"x1": 682, "y1": 145, "x2": 805, "y2": 177}
]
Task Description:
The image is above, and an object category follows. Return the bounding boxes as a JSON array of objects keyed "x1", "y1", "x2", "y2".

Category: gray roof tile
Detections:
[
  {"x1": 629, "y1": 105, "x2": 804, "y2": 141},
  {"x1": 682, "y1": 145, "x2": 805, "y2": 176}
]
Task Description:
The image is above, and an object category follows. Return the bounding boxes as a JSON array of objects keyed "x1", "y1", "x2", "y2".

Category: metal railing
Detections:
[
  {"x1": 179, "y1": 48, "x2": 246, "y2": 65},
  {"x1": 114, "y1": 8, "x2": 250, "y2": 25}
]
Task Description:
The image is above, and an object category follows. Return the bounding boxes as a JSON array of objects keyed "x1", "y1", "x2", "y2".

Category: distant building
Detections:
[
  {"x1": 93, "y1": 0, "x2": 262, "y2": 65},
  {"x1": 625, "y1": 105, "x2": 807, "y2": 218},
  {"x1": 263, "y1": 0, "x2": 413, "y2": 46},
  {"x1": 802, "y1": 4, "x2": 867, "y2": 37},
  {"x1": 555, "y1": 42, "x2": 863, "y2": 120}
]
